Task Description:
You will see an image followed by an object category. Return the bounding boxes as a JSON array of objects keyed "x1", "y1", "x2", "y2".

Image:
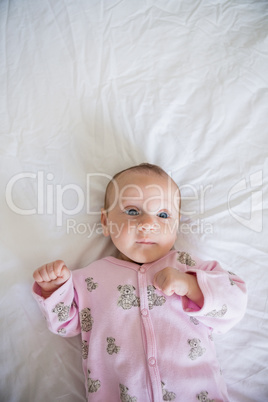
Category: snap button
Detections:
[
  {"x1": 139, "y1": 267, "x2": 146, "y2": 273},
  {"x1": 141, "y1": 309, "x2": 148, "y2": 317},
  {"x1": 148, "y1": 357, "x2": 156, "y2": 366}
]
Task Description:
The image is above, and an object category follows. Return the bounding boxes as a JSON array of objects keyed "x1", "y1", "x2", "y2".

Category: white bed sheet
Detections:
[{"x1": 0, "y1": 0, "x2": 267, "y2": 401}]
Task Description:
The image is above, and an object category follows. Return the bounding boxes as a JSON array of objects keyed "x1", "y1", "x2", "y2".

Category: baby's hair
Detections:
[{"x1": 104, "y1": 163, "x2": 180, "y2": 212}]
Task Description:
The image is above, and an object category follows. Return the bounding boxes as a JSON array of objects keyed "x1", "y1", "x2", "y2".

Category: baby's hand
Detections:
[
  {"x1": 33, "y1": 260, "x2": 71, "y2": 298},
  {"x1": 153, "y1": 267, "x2": 204, "y2": 307},
  {"x1": 153, "y1": 267, "x2": 189, "y2": 297}
]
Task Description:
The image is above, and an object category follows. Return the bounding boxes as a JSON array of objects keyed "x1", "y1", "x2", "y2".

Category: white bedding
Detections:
[{"x1": 0, "y1": 0, "x2": 267, "y2": 401}]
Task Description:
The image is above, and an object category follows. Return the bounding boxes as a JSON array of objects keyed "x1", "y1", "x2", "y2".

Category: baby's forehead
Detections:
[
  {"x1": 115, "y1": 171, "x2": 176, "y2": 193},
  {"x1": 106, "y1": 170, "x2": 180, "y2": 211},
  {"x1": 117, "y1": 169, "x2": 172, "y2": 184}
]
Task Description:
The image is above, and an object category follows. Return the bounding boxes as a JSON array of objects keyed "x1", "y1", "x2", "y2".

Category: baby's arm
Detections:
[
  {"x1": 33, "y1": 260, "x2": 71, "y2": 299},
  {"x1": 32, "y1": 260, "x2": 80, "y2": 337},
  {"x1": 153, "y1": 267, "x2": 204, "y2": 308},
  {"x1": 154, "y1": 260, "x2": 247, "y2": 334}
]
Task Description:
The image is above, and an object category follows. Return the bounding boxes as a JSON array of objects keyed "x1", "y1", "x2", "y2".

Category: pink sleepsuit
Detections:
[{"x1": 32, "y1": 250, "x2": 247, "y2": 402}]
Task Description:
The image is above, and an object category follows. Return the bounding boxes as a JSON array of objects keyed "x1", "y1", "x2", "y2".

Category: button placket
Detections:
[
  {"x1": 148, "y1": 357, "x2": 156, "y2": 366},
  {"x1": 141, "y1": 308, "x2": 148, "y2": 317},
  {"x1": 139, "y1": 266, "x2": 149, "y2": 318},
  {"x1": 137, "y1": 264, "x2": 161, "y2": 399},
  {"x1": 138, "y1": 265, "x2": 162, "y2": 400},
  {"x1": 139, "y1": 267, "x2": 146, "y2": 274}
]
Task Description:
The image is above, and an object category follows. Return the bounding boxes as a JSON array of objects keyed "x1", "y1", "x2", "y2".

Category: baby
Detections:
[{"x1": 33, "y1": 163, "x2": 247, "y2": 402}]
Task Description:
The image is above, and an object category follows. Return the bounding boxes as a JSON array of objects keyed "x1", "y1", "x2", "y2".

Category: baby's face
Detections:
[{"x1": 101, "y1": 171, "x2": 180, "y2": 264}]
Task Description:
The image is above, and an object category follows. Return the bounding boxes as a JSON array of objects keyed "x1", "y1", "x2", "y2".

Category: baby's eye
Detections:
[
  {"x1": 157, "y1": 211, "x2": 169, "y2": 219},
  {"x1": 125, "y1": 208, "x2": 139, "y2": 216}
]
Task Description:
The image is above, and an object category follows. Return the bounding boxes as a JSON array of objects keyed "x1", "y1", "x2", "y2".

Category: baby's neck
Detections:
[{"x1": 117, "y1": 252, "x2": 142, "y2": 265}]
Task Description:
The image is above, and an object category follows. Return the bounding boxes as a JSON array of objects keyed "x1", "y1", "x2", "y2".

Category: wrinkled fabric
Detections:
[{"x1": 1, "y1": 0, "x2": 268, "y2": 401}]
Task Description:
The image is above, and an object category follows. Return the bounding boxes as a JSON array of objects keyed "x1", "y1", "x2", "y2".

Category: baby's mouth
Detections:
[{"x1": 136, "y1": 239, "x2": 156, "y2": 245}]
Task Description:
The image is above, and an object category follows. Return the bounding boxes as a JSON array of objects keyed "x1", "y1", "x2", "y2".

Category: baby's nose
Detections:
[{"x1": 137, "y1": 216, "x2": 158, "y2": 232}]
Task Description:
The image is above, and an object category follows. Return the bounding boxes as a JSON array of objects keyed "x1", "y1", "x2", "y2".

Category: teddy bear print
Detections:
[
  {"x1": 196, "y1": 391, "x2": 214, "y2": 401},
  {"x1": 228, "y1": 270, "x2": 236, "y2": 276},
  {"x1": 72, "y1": 299, "x2": 78, "y2": 309},
  {"x1": 85, "y1": 277, "x2": 98, "y2": 292},
  {"x1": 119, "y1": 384, "x2": 137, "y2": 402},
  {"x1": 87, "y1": 370, "x2": 101, "y2": 393},
  {"x1": 147, "y1": 285, "x2": 166, "y2": 310},
  {"x1": 229, "y1": 277, "x2": 235, "y2": 286},
  {"x1": 188, "y1": 338, "x2": 206, "y2": 360},
  {"x1": 52, "y1": 302, "x2": 70, "y2": 322},
  {"x1": 80, "y1": 307, "x2": 94, "y2": 332},
  {"x1": 117, "y1": 284, "x2": 140, "y2": 310},
  {"x1": 177, "y1": 251, "x2": 196, "y2": 267},
  {"x1": 190, "y1": 316, "x2": 200, "y2": 325},
  {"x1": 82, "y1": 340, "x2": 89, "y2": 359},
  {"x1": 161, "y1": 381, "x2": 176, "y2": 400},
  {"x1": 106, "y1": 337, "x2": 120, "y2": 355},
  {"x1": 205, "y1": 304, "x2": 227, "y2": 318},
  {"x1": 57, "y1": 328, "x2": 66, "y2": 335},
  {"x1": 228, "y1": 271, "x2": 237, "y2": 286}
]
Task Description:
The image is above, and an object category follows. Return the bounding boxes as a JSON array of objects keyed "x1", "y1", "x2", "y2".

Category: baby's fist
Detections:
[
  {"x1": 33, "y1": 260, "x2": 70, "y2": 298},
  {"x1": 153, "y1": 267, "x2": 189, "y2": 297}
]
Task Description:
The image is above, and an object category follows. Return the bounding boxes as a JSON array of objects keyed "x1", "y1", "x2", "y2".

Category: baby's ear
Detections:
[{"x1": 101, "y1": 208, "x2": 110, "y2": 237}]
